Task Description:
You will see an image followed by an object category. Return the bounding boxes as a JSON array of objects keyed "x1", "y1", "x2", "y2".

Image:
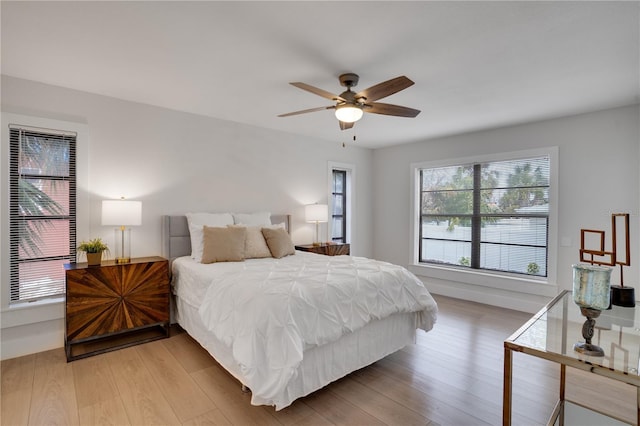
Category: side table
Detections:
[
  {"x1": 295, "y1": 243, "x2": 350, "y2": 256},
  {"x1": 65, "y1": 256, "x2": 170, "y2": 361},
  {"x1": 504, "y1": 290, "x2": 640, "y2": 425}
]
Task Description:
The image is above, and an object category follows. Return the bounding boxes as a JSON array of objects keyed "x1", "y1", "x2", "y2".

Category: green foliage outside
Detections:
[
  {"x1": 527, "y1": 262, "x2": 540, "y2": 275},
  {"x1": 459, "y1": 256, "x2": 470, "y2": 266},
  {"x1": 422, "y1": 165, "x2": 499, "y2": 231},
  {"x1": 17, "y1": 134, "x2": 68, "y2": 257},
  {"x1": 498, "y1": 163, "x2": 548, "y2": 214},
  {"x1": 423, "y1": 161, "x2": 548, "y2": 232}
]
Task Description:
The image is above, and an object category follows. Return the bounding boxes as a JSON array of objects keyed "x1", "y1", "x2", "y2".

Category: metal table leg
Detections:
[{"x1": 503, "y1": 346, "x2": 513, "y2": 426}]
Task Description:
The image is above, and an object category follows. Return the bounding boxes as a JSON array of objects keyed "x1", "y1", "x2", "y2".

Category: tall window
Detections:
[
  {"x1": 9, "y1": 126, "x2": 76, "y2": 303},
  {"x1": 331, "y1": 169, "x2": 347, "y2": 243},
  {"x1": 419, "y1": 155, "x2": 550, "y2": 277}
]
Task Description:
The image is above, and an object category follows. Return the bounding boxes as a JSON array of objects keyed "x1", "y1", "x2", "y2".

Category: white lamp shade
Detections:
[
  {"x1": 305, "y1": 204, "x2": 328, "y2": 223},
  {"x1": 102, "y1": 200, "x2": 142, "y2": 226},
  {"x1": 335, "y1": 105, "x2": 363, "y2": 123}
]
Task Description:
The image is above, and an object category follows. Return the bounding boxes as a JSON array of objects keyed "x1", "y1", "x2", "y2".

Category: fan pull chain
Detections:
[{"x1": 342, "y1": 132, "x2": 356, "y2": 148}]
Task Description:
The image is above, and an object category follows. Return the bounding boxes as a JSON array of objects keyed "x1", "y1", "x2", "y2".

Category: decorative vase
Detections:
[
  {"x1": 86, "y1": 252, "x2": 102, "y2": 267},
  {"x1": 572, "y1": 263, "x2": 613, "y2": 356}
]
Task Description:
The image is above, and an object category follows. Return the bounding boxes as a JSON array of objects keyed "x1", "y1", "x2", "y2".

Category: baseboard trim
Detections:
[
  {"x1": 1, "y1": 319, "x2": 64, "y2": 360},
  {"x1": 424, "y1": 279, "x2": 554, "y2": 314}
]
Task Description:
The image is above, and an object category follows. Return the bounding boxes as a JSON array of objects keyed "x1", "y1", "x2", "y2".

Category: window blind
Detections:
[
  {"x1": 419, "y1": 156, "x2": 550, "y2": 277},
  {"x1": 9, "y1": 125, "x2": 76, "y2": 303}
]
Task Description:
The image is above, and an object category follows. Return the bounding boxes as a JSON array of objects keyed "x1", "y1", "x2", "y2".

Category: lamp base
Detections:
[
  {"x1": 611, "y1": 285, "x2": 635, "y2": 307},
  {"x1": 573, "y1": 342, "x2": 605, "y2": 357},
  {"x1": 115, "y1": 257, "x2": 131, "y2": 264}
]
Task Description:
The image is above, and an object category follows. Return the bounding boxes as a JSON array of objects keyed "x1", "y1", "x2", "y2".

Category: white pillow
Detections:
[
  {"x1": 186, "y1": 212, "x2": 234, "y2": 262},
  {"x1": 232, "y1": 211, "x2": 271, "y2": 226},
  {"x1": 266, "y1": 222, "x2": 286, "y2": 230}
]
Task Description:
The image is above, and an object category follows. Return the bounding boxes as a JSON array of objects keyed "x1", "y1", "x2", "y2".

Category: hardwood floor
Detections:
[{"x1": 1, "y1": 295, "x2": 635, "y2": 425}]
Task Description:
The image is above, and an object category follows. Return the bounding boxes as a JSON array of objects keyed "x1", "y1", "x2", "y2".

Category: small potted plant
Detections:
[{"x1": 77, "y1": 238, "x2": 109, "y2": 266}]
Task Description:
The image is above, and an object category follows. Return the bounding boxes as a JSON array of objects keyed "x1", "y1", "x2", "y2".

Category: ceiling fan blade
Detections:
[
  {"x1": 356, "y1": 76, "x2": 414, "y2": 102},
  {"x1": 339, "y1": 121, "x2": 354, "y2": 131},
  {"x1": 366, "y1": 102, "x2": 421, "y2": 118},
  {"x1": 278, "y1": 105, "x2": 334, "y2": 117},
  {"x1": 290, "y1": 82, "x2": 345, "y2": 102}
]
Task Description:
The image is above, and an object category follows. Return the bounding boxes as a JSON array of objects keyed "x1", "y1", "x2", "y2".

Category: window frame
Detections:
[
  {"x1": 1, "y1": 113, "x2": 88, "y2": 335},
  {"x1": 328, "y1": 161, "x2": 355, "y2": 247},
  {"x1": 331, "y1": 169, "x2": 347, "y2": 243},
  {"x1": 409, "y1": 147, "x2": 559, "y2": 297},
  {"x1": 9, "y1": 125, "x2": 77, "y2": 304}
]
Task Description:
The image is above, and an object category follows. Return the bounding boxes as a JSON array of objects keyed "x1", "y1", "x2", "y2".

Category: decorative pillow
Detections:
[
  {"x1": 201, "y1": 226, "x2": 246, "y2": 264},
  {"x1": 261, "y1": 227, "x2": 295, "y2": 259},
  {"x1": 233, "y1": 211, "x2": 271, "y2": 226},
  {"x1": 186, "y1": 212, "x2": 234, "y2": 262},
  {"x1": 228, "y1": 225, "x2": 272, "y2": 259}
]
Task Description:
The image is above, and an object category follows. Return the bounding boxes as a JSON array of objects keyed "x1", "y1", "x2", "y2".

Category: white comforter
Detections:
[{"x1": 191, "y1": 251, "x2": 437, "y2": 407}]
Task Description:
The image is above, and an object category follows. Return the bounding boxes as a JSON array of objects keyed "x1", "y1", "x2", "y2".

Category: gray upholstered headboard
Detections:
[{"x1": 161, "y1": 214, "x2": 291, "y2": 261}]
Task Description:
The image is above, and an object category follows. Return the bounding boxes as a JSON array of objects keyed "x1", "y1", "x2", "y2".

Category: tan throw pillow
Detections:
[
  {"x1": 228, "y1": 225, "x2": 272, "y2": 259},
  {"x1": 201, "y1": 226, "x2": 246, "y2": 263},
  {"x1": 261, "y1": 227, "x2": 295, "y2": 259}
]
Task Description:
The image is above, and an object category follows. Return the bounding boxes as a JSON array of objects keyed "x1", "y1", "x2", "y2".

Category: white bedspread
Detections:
[{"x1": 173, "y1": 251, "x2": 437, "y2": 407}]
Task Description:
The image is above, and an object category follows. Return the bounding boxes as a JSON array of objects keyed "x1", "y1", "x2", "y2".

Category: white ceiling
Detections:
[{"x1": 2, "y1": 1, "x2": 638, "y2": 149}]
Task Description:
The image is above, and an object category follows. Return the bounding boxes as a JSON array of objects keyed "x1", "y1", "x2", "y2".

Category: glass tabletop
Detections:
[{"x1": 507, "y1": 290, "x2": 640, "y2": 380}]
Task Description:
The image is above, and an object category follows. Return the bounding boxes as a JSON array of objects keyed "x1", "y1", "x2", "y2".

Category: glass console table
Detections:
[{"x1": 504, "y1": 290, "x2": 640, "y2": 425}]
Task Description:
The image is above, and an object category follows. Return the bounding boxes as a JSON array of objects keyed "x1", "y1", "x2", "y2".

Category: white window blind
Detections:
[
  {"x1": 419, "y1": 156, "x2": 550, "y2": 277},
  {"x1": 9, "y1": 125, "x2": 76, "y2": 303}
]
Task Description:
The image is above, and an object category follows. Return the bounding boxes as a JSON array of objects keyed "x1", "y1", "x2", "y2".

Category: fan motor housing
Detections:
[{"x1": 339, "y1": 73, "x2": 359, "y2": 88}]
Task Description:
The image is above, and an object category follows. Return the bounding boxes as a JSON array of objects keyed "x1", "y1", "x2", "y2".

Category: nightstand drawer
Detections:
[{"x1": 295, "y1": 243, "x2": 350, "y2": 256}]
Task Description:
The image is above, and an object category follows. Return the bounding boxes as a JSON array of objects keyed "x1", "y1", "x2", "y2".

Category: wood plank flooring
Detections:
[{"x1": 1, "y1": 295, "x2": 636, "y2": 425}]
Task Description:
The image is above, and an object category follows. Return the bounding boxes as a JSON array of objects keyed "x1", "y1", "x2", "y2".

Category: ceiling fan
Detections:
[{"x1": 278, "y1": 73, "x2": 421, "y2": 130}]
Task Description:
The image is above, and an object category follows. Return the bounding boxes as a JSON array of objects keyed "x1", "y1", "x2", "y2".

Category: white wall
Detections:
[
  {"x1": 2, "y1": 74, "x2": 638, "y2": 359},
  {"x1": 0, "y1": 75, "x2": 374, "y2": 359},
  {"x1": 373, "y1": 105, "x2": 640, "y2": 312}
]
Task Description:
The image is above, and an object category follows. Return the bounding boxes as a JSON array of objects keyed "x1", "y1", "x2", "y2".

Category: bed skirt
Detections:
[{"x1": 175, "y1": 295, "x2": 419, "y2": 410}]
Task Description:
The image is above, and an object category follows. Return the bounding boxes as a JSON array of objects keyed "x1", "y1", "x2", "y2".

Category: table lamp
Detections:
[
  {"x1": 102, "y1": 198, "x2": 142, "y2": 263},
  {"x1": 305, "y1": 204, "x2": 328, "y2": 246}
]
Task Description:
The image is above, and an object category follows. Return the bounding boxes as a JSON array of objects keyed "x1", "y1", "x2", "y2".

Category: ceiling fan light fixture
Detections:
[{"x1": 334, "y1": 104, "x2": 363, "y2": 123}]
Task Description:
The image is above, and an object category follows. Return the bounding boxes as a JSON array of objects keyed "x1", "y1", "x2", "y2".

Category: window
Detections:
[
  {"x1": 9, "y1": 125, "x2": 76, "y2": 303},
  {"x1": 328, "y1": 162, "x2": 354, "y2": 245},
  {"x1": 418, "y1": 155, "x2": 550, "y2": 277},
  {"x1": 331, "y1": 169, "x2": 347, "y2": 243}
]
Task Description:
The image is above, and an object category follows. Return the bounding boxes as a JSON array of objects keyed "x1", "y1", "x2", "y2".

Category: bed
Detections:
[{"x1": 162, "y1": 213, "x2": 438, "y2": 410}]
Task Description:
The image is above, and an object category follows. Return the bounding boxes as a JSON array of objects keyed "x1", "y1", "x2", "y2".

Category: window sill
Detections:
[
  {"x1": 1, "y1": 297, "x2": 64, "y2": 329},
  {"x1": 408, "y1": 263, "x2": 558, "y2": 298}
]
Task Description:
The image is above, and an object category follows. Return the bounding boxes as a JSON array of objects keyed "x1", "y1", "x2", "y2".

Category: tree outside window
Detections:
[
  {"x1": 419, "y1": 156, "x2": 550, "y2": 277},
  {"x1": 9, "y1": 127, "x2": 76, "y2": 303}
]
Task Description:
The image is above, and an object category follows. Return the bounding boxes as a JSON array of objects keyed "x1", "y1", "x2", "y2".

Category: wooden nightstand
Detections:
[
  {"x1": 295, "y1": 243, "x2": 350, "y2": 256},
  {"x1": 64, "y1": 256, "x2": 170, "y2": 361}
]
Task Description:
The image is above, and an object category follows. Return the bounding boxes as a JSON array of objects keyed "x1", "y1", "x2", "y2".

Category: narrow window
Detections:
[
  {"x1": 419, "y1": 156, "x2": 550, "y2": 277},
  {"x1": 9, "y1": 126, "x2": 77, "y2": 303},
  {"x1": 331, "y1": 169, "x2": 347, "y2": 243}
]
